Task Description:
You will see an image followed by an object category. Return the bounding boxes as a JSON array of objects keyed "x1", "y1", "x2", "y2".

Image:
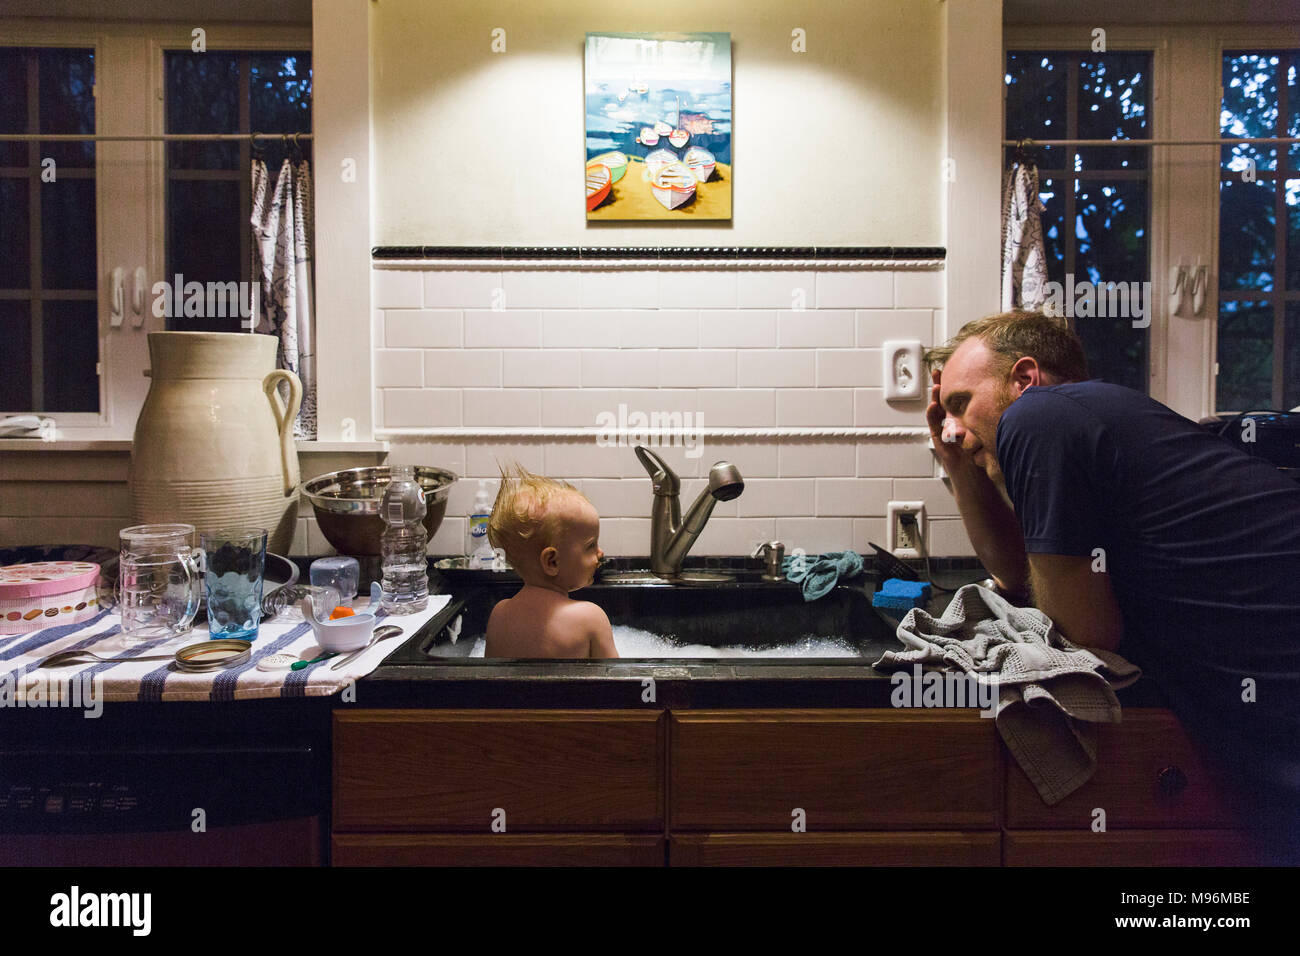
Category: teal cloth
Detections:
[{"x1": 780, "y1": 550, "x2": 865, "y2": 601}]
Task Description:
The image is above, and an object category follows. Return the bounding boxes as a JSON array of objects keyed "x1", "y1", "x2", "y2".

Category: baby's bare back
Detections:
[{"x1": 485, "y1": 588, "x2": 601, "y2": 658}]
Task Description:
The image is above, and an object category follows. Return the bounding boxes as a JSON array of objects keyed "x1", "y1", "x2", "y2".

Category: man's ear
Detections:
[
  {"x1": 1008, "y1": 355, "x2": 1042, "y2": 394},
  {"x1": 539, "y1": 546, "x2": 559, "y2": 577}
]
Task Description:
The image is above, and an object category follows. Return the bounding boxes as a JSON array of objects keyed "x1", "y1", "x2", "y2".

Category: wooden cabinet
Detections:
[
  {"x1": 333, "y1": 833, "x2": 664, "y2": 866},
  {"x1": 670, "y1": 832, "x2": 1000, "y2": 866}
]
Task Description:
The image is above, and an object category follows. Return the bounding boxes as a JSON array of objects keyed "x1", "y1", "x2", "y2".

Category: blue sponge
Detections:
[{"x1": 872, "y1": 577, "x2": 932, "y2": 612}]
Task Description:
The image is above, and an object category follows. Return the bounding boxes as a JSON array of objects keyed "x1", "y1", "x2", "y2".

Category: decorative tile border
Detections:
[{"x1": 372, "y1": 246, "x2": 946, "y2": 270}]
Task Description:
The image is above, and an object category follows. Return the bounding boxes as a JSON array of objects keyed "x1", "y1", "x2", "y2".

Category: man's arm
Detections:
[{"x1": 1027, "y1": 553, "x2": 1124, "y2": 651}]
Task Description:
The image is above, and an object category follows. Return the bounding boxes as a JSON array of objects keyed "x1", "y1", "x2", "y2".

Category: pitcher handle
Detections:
[
  {"x1": 263, "y1": 369, "x2": 303, "y2": 496},
  {"x1": 178, "y1": 547, "x2": 204, "y2": 632}
]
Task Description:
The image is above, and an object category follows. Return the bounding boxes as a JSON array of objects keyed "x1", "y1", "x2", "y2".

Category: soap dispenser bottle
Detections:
[{"x1": 466, "y1": 480, "x2": 495, "y2": 569}]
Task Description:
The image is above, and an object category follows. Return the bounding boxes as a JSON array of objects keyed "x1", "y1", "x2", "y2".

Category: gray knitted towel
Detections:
[{"x1": 872, "y1": 583, "x2": 1142, "y2": 805}]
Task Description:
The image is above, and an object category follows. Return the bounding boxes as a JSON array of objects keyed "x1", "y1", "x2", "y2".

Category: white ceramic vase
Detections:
[{"x1": 128, "y1": 332, "x2": 301, "y2": 555}]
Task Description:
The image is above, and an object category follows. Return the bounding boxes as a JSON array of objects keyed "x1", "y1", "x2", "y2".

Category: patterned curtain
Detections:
[
  {"x1": 1000, "y1": 160, "x2": 1049, "y2": 315},
  {"x1": 251, "y1": 154, "x2": 318, "y2": 440}
]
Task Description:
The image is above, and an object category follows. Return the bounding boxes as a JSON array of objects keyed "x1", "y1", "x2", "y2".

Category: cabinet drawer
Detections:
[
  {"x1": 334, "y1": 710, "x2": 664, "y2": 831},
  {"x1": 670, "y1": 832, "x2": 1001, "y2": 866},
  {"x1": 1004, "y1": 830, "x2": 1271, "y2": 866},
  {"x1": 670, "y1": 709, "x2": 1000, "y2": 830},
  {"x1": 1004, "y1": 709, "x2": 1241, "y2": 829},
  {"x1": 333, "y1": 833, "x2": 664, "y2": 866}
]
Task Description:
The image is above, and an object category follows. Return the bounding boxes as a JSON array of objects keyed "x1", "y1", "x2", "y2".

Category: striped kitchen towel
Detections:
[{"x1": 0, "y1": 595, "x2": 451, "y2": 704}]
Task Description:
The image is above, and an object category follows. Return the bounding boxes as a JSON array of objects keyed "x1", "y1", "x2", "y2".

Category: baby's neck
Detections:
[{"x1": 516, "y1": 580, "x2": 570, "y2": 597}]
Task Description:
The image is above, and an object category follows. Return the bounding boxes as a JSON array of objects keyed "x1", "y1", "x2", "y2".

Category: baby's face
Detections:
[{"x1": 549, "y1": 494, "x2": 604, "y2": 591}]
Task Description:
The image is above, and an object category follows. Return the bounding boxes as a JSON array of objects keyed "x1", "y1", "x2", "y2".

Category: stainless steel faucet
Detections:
[{"x1": 634, "y1": 445, "x2": 744, "y2": 577}]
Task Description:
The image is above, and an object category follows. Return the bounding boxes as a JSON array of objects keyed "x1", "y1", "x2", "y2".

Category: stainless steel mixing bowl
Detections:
[{"x1": 301, "y1": 465, "x2": 457, "y2": 556}]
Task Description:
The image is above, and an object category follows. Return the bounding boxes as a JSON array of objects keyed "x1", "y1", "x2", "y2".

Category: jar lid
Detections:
[
  {"x1": 0, "y1": 562, "x2": 101, "y2": 599},
  {"x1": 174, "y1": 639, "x2": 252, "y2": 672}
]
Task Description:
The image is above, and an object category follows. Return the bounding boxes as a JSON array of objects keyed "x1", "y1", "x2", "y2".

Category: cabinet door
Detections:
[
  {"x1": 1003, "y1": 830, "x2": 1276, "y2": 866},
  {"x1": 333, "y1": 833, "x2": 664, "y2": 866},
  {"x1": 334, "y1": 710, "x2": 664, "y2": 832},
  {"x1": 1003, "y1": 709, "x2": 1243, "y2": 829},
  {"x1": 670, "y1": 709, "x2": 1000, "y2": 830},
  {"x1": 670, "y1": 832, "x2": 1001, "y2": 866}
]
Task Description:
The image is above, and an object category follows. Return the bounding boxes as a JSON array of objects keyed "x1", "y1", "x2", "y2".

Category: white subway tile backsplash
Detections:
[
  {"x1": 430, "y1": 515, "x2": 467, "y2": 555},
  {"x1": 545, "y1": 440, "x2": 629, "y2": 479},
  {"x1": 581, "y1": 478, "x2": 651, "y2": 518},
  {"x1": 816, "y1": 349, "x2": 882, "y2": 388},
  {"x1": 502, "y1": 270, "x2": 581, "y2": 309},
  {"x1": 703, "y1": 442, "x2": 778, "y2": 477},
  {"x1": 891, "y1": 477, "x2": 959, "y2": 516},
  {"x1": 386, "y1": 310, "x2": 462, "y2": 348},
  {"x1": 464, "y1": 388, "x2": 539, "y2": 426},
  {"x1": 854, "y1": 388, "x2": 929, "y2": 425},
  {"x1": 895, "y1": 269, "x2": 945, "y2": 309},
  {"x1": 925, "y1": 517, "x2": 976, "y2": 556},
  {"x1": 425, "y1": 349, "x2": 501, "y2": 387},
  {"x1": 658, "y1": 271, "x2": 737, "y2": 309},
  {"x1": 778, "y1": 441, "x2": 855, "y2": 477},
  {"x1": 580, "y1": 270, "x2": 658, "y2": 309},
  {"x1": 383, "y1": 388, "x2": 461, "y2": 427},
  {"x1": 695, "y1": 388, "x2": 775, "y2": 427},
  {"x1": 374, "y1": 349, "x2": 423, "y2": 387},
  {"x1": 423, "y1": 270, "x2": 504, "y2": 309},
  {"x1": 464, "y1": 310, "x2": 541, "y2": 348},
  {"x1": 541, "y1": 389, "x2": 621, "y2": 426},
  {"x1": 737, "y1": 271, "x2": 816, "y2": 310},
  {"x1": 659, "y1": 349, "x2": 735, "y2": 388},
  {"x1": 774, "y1": 517, "x2": 856, "y2": 555},
  {"x1": 777, "y1": 388, "x2": 853, "y2": 426},
  {"x1": 581, "y1": 349, "x2": 659, "y2": 387},
  {"x1": 699, "y1": 310, "x2": 777, "y2": 348},
  {"x1": 465, "y1": 442, "x2": 546, "y2": 477},
  {"x1": 503, "y1": 349, "x2": 581, "y2": 387},
  {"x1": 738, "y1": 349, "x2": 815, "y2": 388},
  {"x1": 856, "y1": 309, "x2": 933, "y2": 346},
  {"x1": 736, "y1": 478, "x2": 815, "y2": 517},
  {"x1": 621, "y1": 310, "x2": 697, "y2": 348},
  {"x1": 373, "y1": 270, "x2": 422, "y2": 309},
  {"x1": 857, "y1": 439, "x2": 935, "y2": 477},
  {"x1": 815, "y1": 478, "x2": 893, "y2": 516},
  {"x1": 543, "y1": 310, "x2": 621, "y2": 348},
  {"x1": 852, "y1": 517, "x2": 891, "y2": 554},
  {"x1": 777, "y1": 310, "x2": 854, "y2": 348},
  {"x1": 816, "y1": 271, "x2": 893, "y2": 309},
  {"x1": 692, "y1": 517, "x2": 776, "y2": 556}
]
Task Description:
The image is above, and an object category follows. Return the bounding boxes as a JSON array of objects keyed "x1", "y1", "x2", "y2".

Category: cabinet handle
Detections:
[{"x1": 1157, "y1": 764, "x2": 1188, "y2": 798}]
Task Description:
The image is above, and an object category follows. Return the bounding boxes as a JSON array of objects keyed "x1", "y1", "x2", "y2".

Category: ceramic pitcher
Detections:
[{"x1": 128, "y1": 333, "x2": 301, "y2": 555}]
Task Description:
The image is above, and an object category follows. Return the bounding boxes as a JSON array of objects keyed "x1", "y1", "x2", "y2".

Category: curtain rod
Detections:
[
  {"x1": 1004, "y1": 136, "x2": 1299, "y2": 146},
  {"x1": 0, "y1": 132, "x2": 312, "y2": 142}
]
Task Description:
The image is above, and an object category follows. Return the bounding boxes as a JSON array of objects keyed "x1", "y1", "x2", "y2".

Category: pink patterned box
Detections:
[{"x1": 0, "y1": 561, "x2": 102, "y2": 635}]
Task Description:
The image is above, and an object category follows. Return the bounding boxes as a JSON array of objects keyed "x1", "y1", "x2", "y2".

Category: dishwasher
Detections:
[{"x1": 0, "y1": 697, "x2": 331, "y2": 866}]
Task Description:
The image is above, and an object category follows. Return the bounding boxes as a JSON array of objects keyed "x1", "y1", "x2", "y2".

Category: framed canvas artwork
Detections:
[{"x1": 584, "y1": 32, "x2": 732, "y2": 221}]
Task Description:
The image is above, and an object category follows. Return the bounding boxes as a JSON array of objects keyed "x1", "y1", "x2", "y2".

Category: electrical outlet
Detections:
[{"x1": 886, "y1": 500, "x2": 926, "y2": 558}]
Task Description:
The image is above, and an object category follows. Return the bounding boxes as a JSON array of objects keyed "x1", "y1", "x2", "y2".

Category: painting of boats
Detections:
[{"x1": 585, "y1": 32, "x2": 732, "y2": 220}]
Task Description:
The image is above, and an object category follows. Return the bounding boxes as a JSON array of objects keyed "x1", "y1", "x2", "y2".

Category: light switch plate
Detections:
[{"x1": 883, "y1": 339, "x2": 923, "y2": 400}]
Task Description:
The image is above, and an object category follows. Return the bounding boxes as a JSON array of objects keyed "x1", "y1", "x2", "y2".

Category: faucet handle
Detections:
[{"x1": 634, "y1": 444, "x2": 680, "y2": 496}]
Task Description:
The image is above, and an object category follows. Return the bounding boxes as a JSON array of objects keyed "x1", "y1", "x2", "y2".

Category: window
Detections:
[
  {"x1": 164, "y1": 50, "x2": 311, "y2": 332},
  {"x1": 0, "y1": 46, "x2": 98, "y2": 413},
  {"x1": 1216, "y1": 50, "x2": 1299, "y2": 412},
  {"x1": 1004, "y1": 50, "x2": 1153, "y2": 393}
]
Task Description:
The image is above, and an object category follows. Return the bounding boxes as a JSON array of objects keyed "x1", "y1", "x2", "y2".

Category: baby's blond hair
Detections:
[{"x1": 487, "y1": 463, "x2": 586, "y2": 564}]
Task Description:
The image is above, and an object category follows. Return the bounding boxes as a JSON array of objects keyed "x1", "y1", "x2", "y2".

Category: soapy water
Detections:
[{"x1": 449, "y1": 625, "x2": 862, "y2": 659}]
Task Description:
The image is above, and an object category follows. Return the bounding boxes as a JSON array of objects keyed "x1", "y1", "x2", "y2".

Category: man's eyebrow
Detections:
[{"x1": 942, "y1": 389, "x2": 970, "y2": 412}]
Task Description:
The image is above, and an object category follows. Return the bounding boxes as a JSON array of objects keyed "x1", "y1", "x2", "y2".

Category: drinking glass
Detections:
[
  {"x1": 201, "y1": 528, "x2": 267, "y2": 640},
  {"x1": 118, "y1": 523, "x2": 203, "y2": 643},
  {"x1": 310, "y1": 556, "x2": 360, "y2": 607}
]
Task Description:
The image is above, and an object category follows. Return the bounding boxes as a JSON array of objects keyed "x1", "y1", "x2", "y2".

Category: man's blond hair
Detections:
[
  {"x1": 487, "y1": 463, "x2": 586, "y2": 564},
  {"x1": 923, "y1": 310, "x2": 1088, "y2": 382}
]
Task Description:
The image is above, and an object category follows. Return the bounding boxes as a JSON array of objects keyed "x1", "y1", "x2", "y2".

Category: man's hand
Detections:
[
  {"x1": 1027, "y1": 553, "x2": 1124, "y2": 652},
  {"x1": 927, "y1": 366, "x2": 978, "y2": 475}
]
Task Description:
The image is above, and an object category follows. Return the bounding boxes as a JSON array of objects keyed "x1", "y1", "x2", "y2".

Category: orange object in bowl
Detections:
[{"x1": 329, "y1": 606, "x2": 356, "y2": 620}]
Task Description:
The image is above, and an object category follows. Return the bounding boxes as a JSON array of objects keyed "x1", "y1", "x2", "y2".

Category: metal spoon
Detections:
[
  {"x1": 328, "y1": 624, "x2": 403, "y2": 671},
  {"x1": 38, "y1": 649, "x2": 175, "y2": 668}
]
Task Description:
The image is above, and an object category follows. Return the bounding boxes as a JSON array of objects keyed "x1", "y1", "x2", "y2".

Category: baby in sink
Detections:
[{"x1": 484, "y1": 465, "x2": 618, "y2": 659}]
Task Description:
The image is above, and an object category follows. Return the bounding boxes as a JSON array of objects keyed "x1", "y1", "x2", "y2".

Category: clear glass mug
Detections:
[{"x1": 118, "y1": 523, "x2": 204, "y2": 641}]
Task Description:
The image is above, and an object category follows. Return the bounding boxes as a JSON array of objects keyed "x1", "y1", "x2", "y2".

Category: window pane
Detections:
[
  {"x1": 1218, "y1": 179, "x2": 1275, "y2": 292},
  {"x1": 1077, "y1": 53, "x2": 1150, "y2": 171},
  {"x1": 249, "y1": 53, "x2": 312, "y2": 171},
  {"x1": 41, "y1": 176, "x2": 96, "y2": 289},
  {"x1": 38, "y1": 48, "x2": 94, "y2": 168},
  {"x1": 1286, "y1": 304, "x2": 1300, "y2": 410},
  {"x1": 0, "y1": 48, "x2": 28, "y2": 167},
  {"x1": 0, "y1": 177, "x2": 29, "y2": 288},
  {"x1": 165, "y1": 52, "x2": 239, "y2": 170},
  {"x1": 1005, "y1": 52, "x2": 1067, "y2": 170},
  {"x1": 1289, "y1": 60, "x2": 1298, "y2": 168},
  {"x1": 41, "y1": 299, "x2": 98, "y2": 412},
  {"x1": 1287, "y1": 179, "x2": 1299, "y2": 292},
  {"x1": 0, "y1": 299, "x2": 32, "y2": 411},
  {"x1": 1222, "y1": 53, "x2": 1279, "y2": 173},
  {"x1": 1216, "y1": 300, "x2": 1274, "y2": 411},
  {"x1": 1038, "y1": 177, "x2": 1066, "y2": 270},
  {"x1": 166, "y1": 178, "x2": 243, "y2": 332}
]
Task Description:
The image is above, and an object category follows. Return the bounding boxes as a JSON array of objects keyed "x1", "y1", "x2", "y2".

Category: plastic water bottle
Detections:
[{"x1": 379, "y1": 465, "x2": 429, "y2": 614}]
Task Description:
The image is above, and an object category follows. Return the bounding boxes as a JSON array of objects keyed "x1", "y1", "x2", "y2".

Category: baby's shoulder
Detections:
[{"x1": 562, "y1": 598, "x2": 611, "y2": 624}]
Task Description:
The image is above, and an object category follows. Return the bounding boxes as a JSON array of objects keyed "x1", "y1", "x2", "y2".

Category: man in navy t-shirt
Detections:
[{"x1": 925, "y1": 310, "x2": 1300, "y2": 825}]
